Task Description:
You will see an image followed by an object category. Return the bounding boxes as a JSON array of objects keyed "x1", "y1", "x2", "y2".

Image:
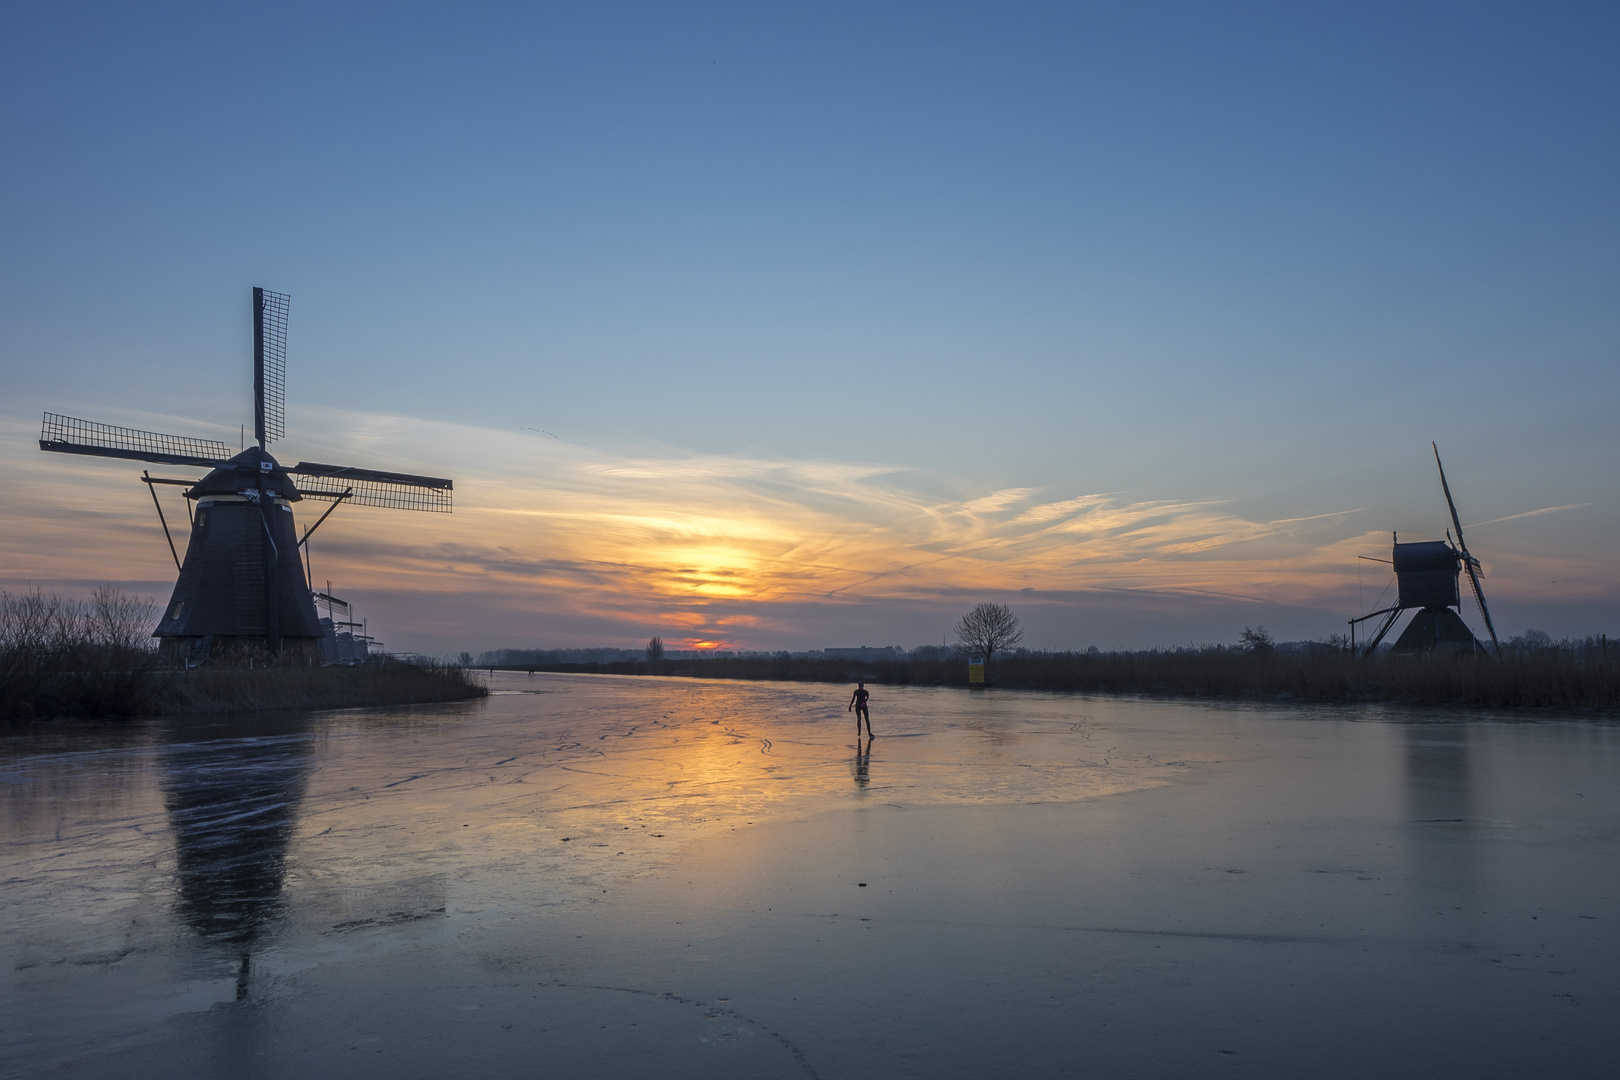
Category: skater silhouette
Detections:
[{"x1": 848, "y1": 680, "x2": 873, "y2": 737}]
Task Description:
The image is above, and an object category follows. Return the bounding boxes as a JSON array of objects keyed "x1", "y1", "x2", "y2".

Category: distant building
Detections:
[{"x1": 823, "y1": 646, "x2": 902, "y2": 660}]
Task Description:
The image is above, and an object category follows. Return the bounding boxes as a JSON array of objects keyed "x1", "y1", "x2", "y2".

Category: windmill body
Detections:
[
  {"x1": 1350, "y1": 445, "x2": 1500, "y2": 658},
  {"x1": 1384, "y1": 540, "x2": 1481, "y2": 655},
  {"x1": 153, "y1": 446, "x2": 326, "y2": 657},
  {"x1": 39, "y1": 288, "x2": 452, "y2": 662}
]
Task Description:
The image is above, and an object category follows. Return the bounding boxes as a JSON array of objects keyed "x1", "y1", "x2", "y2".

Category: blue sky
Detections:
[{"x1": 2, "y1": 2, "x2": 1615, "y2": 654}]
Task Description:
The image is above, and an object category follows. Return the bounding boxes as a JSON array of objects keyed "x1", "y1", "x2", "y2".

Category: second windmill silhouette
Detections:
[{"x1": 1349, "y1": 443, "x2": 1500, "y2": 658}]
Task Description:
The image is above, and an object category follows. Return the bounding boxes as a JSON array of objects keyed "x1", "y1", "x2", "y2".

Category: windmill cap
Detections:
[
  {"x1": 189, "y1": 446, "x2": 303, "y2": 501},
  {"x1": 1392, "y1": 540, "x2": 1459, "y2": 574}
]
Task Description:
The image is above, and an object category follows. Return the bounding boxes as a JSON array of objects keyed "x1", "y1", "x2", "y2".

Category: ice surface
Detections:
[{"x1": 3, "y1": 674, "x2": 1618, "y2": 1078}]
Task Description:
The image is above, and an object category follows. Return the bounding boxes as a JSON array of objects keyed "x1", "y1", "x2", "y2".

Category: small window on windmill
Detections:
[
  {"x1": 168, "y1": 601, "x2": 185, "y2": 621},
  {"x1": 195, "y1": 508, "x2": 208, "y2": 528}
]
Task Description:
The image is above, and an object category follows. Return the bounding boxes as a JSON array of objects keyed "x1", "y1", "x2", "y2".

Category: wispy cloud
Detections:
[
  {"x1": 262, "y1": 413, "x2": 1370, "y2": 620},
  {"x1": 1466, "y1": 504, "x2": 1590, "y2": 529},
  {"x1": 3, "y1": 409, "x2": 1610, "y2": 651}
]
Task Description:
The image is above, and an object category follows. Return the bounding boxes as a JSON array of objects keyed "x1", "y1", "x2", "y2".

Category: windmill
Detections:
[
  {"x1": 1349, "y1": 443, "x2": 1500, "y2": 658},
  {"x1": 39, "y1": 287, "x2": 452, "y2": 661}
]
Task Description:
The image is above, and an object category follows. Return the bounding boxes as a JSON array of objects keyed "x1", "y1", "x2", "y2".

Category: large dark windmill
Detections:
[
  {"x1": 1349, "y1": 443, "x2": 1500, "y2": 658},
  {"x1": 39, "y1": 288, "x2": 452, "y2": 661}
]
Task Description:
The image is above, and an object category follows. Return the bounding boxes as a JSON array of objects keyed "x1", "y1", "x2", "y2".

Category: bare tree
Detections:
[
  {"x1": 646, "y1": 636, "x2": 665, "y2": 662},
  {"x1": 954, "y1": 602, "x2": 1024, "y2": 666},
  {"x1": 1239, "y1": 625, "x2": 1274, "y2": 655}
]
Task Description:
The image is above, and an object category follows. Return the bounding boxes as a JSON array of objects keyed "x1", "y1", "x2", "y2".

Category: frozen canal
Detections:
[{"x1": 3, "y1": 673, "x2": 1618, "y2": 1078}]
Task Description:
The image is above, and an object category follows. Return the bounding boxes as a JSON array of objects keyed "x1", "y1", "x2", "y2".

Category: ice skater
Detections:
[{"x1": 848, "y1": 680, "x2": 874, "y2": 737}]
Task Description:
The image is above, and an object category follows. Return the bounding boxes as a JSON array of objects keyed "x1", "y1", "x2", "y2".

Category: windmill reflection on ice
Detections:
[
  {"x1": 1401, "y1": 724, "x2": 1480, "y2": 900},
  {"x1": 159, "y1": 717, "x2": 314, "y2": 1000},
  {"x1": 38, "y1": 288, "x2": 454, "y2": 661}
]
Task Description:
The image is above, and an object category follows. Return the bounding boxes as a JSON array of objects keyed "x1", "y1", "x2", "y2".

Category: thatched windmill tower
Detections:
[
  {"x1": 1350, "y1": 444, "x2": 1500, "y2": 658},
  {"x1": 39, "y1": 288, "x2": 453, "y2": 660}
]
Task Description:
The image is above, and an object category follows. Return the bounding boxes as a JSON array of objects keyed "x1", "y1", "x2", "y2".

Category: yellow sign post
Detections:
[{"x1": 968, "y1": 656, "x2": 985, "y2": 685}]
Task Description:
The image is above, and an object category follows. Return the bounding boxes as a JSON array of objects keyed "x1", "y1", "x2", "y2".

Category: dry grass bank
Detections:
[
  {"x1": 1, "y1": 588, "x2": 485, "y2": 720},
  {"x1": 154, "y1": 659, "x2": 488, "y2": 715}
]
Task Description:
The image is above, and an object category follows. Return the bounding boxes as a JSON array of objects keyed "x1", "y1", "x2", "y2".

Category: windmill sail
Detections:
[
  {"x1": 254, "y1": 287, "x2": 289, "y2": 446},
  {"x1": 39, "y1": 412, "x2": 229, "y2": 468},
  {"x1": 1461, "y1": 559, "x2": 1500, "y2": 653},
  {"x1": 289, "y1": 462, "x2": 453, "y2": 512},
  {"x1": 1433, "y1": 442, "x2": 1501, "y2": 654}
]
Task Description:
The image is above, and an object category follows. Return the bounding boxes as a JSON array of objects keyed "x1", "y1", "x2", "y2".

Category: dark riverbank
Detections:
[
  {"x1": 495, "y1": 646, "x2": 1620, "y2": 711},
  {"x1": 159, "y1": 660, "x2": 488, "y2": 715},
  {"x1": 1, "y1": 588, "x2": 487, "y2": 720},
  {"x1": 1, "y1": 660, "x2": 488, "y2": 720}
]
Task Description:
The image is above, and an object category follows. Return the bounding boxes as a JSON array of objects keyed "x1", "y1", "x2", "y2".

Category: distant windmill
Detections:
[
  {"x1": 1349, "y1": 443, "x2": 1500, "y2": 658},
  {"x1": 39, "y1": 288, "x2": 453, "y2": 660}
]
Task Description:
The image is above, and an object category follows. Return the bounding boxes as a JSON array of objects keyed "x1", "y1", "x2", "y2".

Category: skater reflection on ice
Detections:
[{"x1": 852, "y1": 735, "x2": 872, "y2": 786}]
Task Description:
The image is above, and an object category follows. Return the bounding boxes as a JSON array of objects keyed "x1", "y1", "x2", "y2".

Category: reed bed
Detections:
[
  {"x1": 523, "y1": 642, "x2": 1620, "y2": 712},
  {"x1": 0, "y1": 588, "x2": 162, "y2": 719},
  {"x1": 1, "y1": 589, "x2": 485, "y2": 720}
]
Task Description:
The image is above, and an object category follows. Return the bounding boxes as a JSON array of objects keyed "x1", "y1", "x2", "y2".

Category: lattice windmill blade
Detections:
[
  {"x1": 1462, "y1": 559, "x2": 1501, "y2": 654},
  {"x1": 1433, "y1": 442, "x2": 1472, "y2": 556},
  {"x1": 39, "y1": 412, "x2": 230, "y2": 469},
  {"x1": 288, "y1": 461, "x2": 454, "y2": 512},
  {"x1": 1434, "y1": 443, "x2": 1501, "y2": 655},
  {"x1": 254, "y1": 287, "x2": 290, "y2": 446}
]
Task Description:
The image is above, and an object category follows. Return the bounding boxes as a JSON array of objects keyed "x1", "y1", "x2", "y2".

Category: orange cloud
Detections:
[{"x1": 2, "y1": 410, "x2": 1613, "y2": 651}]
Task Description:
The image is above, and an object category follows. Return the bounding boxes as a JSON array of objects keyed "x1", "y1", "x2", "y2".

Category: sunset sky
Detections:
[{"x1": 2, "y1": 2, "x2": 1616, "y2": 656}]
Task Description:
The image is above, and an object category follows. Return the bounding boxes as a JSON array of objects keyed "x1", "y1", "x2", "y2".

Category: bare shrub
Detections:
[
  {"x1": 2, "y1": 587, "x2": 485, "y2": 719},
  {"x1": 1239, "y1": 626, "x2": 1275, "y2": 654},
  {"x1": 0, "y1": 587, "x2": 160, "y2": 718},
  {"x1": 89, "y1": 585, "x2": 157, "y2": 651}
]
